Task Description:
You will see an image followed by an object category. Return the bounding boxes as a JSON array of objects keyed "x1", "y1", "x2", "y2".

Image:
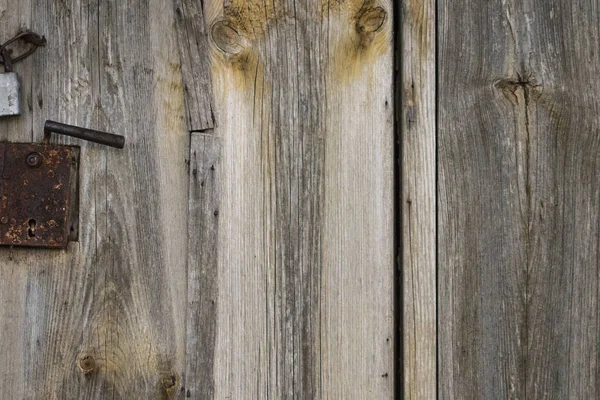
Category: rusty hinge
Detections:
[{"x1": 0, "y1": 121, "x2": 124, "y2": 248}]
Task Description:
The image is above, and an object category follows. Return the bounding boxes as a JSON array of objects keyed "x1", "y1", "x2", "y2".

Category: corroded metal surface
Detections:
[{"x1": 0, "y1": 143, "x2": 78, "y2": 248}]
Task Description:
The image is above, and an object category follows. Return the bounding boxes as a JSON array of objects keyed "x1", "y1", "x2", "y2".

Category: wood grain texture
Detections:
[
  {"x1": 174, "y1": 0, "x2": 215, "y2": 131},
  {"x1": 400, "y1": 0, "x2": 437, "y2": 398},
  {"x1": 0, "y1": 0, "x2": 395, "y2": 398},
  {"x1": 199, "y1": 0, "x2": 395, "y2": 398},
  {"x1": 438, "y1": 0, "x2": 600, "y2": 398},
  {"x1": 185, "y1": 132, "x2": 221, "y2": 399},
  {"x1": 0, "y1": 2, "x2": 34, "y2": 398},
  {"x1": 0, "y1": 1, "x2": 190, "y2": 398},
  {"x1": 0, "y1": 0, "x2": 33, "y2": 143}
]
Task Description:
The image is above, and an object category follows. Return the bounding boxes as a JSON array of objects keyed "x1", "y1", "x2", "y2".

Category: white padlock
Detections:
[
  {"x1": 0, "y1": 50, "x2": 22, "y2": 118},
  {"x1": 0, "y1": 69, "x2": 22, "y2": 117},
  {"x1": 0, "y1": 30, "x2": 46, "y2": 118}
]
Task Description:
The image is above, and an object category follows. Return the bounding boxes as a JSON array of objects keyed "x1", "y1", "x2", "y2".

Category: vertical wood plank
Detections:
[
  {"x1": 174, "y1": 0, "x2": 215, "y2": 131},
  {"x1": 322, "y1": 1, "x2": 394, "y2": 398},
  {"x1": 93, "y1": 0, "x2": 189, "y2": 397},
  {"x1": 199, "y1": 0, "x2": 395, "y2": 398},
  {"x1": 0, "y1": 4, "x2": 33, "y2": 398},
  {"x1": 185, "y1": 132, "x2": 221, "y2": 399},
  {"x1": 401, "y1": 0, "x2": 437, "y2": 398},
  {"x1": 0, "y1": 0, "x2": 192, "y2": 398},
  {"x1": 438, "y1": 0, "x2": 532, "y2": 397},
  {"x1": 438, "y1": 0, "x2": 600, "y2": 398},
  {"x1": 24, "y1": 1, "x2": 105, "y2": 398},
  {"x1": 0, "y1": 0, "x2": 33, "y2": 142},
  {"x1": 523, "y1": 1, "x2": 600, "y2": 398}
]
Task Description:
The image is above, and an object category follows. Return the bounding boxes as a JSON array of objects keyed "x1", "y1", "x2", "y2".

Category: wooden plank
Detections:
[
  {"x1": 174, "y1": 0, "x2": 215, "y2": 131},
  {"x1": 400, "y1": 0, "x2": 437, "y2": 398},
  {"x1": 200, "y1": 0, "x2": 395, "y2": 397},
  {"x1": 0, "y1": 0, "x2": 192, "y2": 398},
  {"x1": 22, "y1": 3, "x2": 104, "y2": 398},
  {"x1": 522, "y1": 2, "x2": 600, "y2": 397},
  {"x1": 185, "y1": 132, "x2": 221, "y2": 398},
  {"x1": 90, "y1": 0, "x2": 189, "y2": 397},
  {"x1": 437, "y1": 0, "x2": 531, "y2": 397},
  {"x1": 0, "y1": 3, "x2": 34, "y2": 397},
  {"x1": 322, "y1": 2, "x2": 394, "y2": 396},
  {"x1": 438, "y1": 0, "x2": 600, "y2": 398},
  {"x1": 0, "y1": 0, "x2": 33, "y2": 142}
]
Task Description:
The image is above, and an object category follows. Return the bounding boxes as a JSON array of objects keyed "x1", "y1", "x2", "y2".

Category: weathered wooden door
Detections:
[{"x1": 0, "y1": 0, "x2": 394, "y2": 399}]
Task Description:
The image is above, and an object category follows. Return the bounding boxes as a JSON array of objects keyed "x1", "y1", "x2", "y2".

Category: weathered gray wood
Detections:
[
  {"x1": 401, "y1": 0, "x2": 437, "y2": 398},
  {"x1": 185, "y1": 132, "x2": 221, "y2": 399},
  {"x1": 0, "y1": 0, "x2": 33, "y2": 143},
  {"x1": 0, "y1": 0, "x2": 192, "y2": 398},
  {"x1": 0, "y1": 3, "x2": 34, "y2": 398},
  {"x1": 438, "y1": 0, "x2": 600, "y2": 399},
  {"x1": 200, "y1": 0, "x2": 395, "y2": 398},
  {"x1": 22, "y1": 3, "x2": 104, "y2": 398},
  {"x1": 1, "y1": 0, "x2": 395, "y2": 398},
  {"x1": 89, "y1": 1, "x2": 189, "y2": 397},
  {"x1": 173, "y1": 0, "x2": 215, "y2": 131}
]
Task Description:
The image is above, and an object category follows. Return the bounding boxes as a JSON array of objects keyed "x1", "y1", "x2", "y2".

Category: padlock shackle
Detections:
[
  {"x1": 44, "y1": 120, "x2": 125, "y2": 149},
  {"x1": 0, "y1": 48, "x2": 14, "y2": 73}
]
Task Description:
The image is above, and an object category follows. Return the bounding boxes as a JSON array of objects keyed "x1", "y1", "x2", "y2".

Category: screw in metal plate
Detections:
[{"x1": 26, "y1": 152, "x2": 42, "y2": 168}]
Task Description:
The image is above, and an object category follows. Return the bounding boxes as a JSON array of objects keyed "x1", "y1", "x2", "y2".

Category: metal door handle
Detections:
[{"x1": 44, "y1": 120, "x2": 125, "y2": 149}]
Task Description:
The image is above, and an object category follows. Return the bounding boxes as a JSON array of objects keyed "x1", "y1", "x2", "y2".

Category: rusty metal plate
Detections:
[{"x1": 0, "y1": 143, "x2": 79, "y2": 248}]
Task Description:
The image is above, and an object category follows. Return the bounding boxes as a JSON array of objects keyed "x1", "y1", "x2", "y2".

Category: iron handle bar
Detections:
[{"x1": 44, "y1": 120, "x2": 125, "y2": 149}]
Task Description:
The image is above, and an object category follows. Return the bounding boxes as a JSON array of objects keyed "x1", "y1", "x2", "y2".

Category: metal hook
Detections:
[{"x1": 0, "y1": 30, "x2": 47, "y2": 67}]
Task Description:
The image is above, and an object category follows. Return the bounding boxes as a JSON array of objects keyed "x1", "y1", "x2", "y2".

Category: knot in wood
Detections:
[
  {"x1": 212, "y1": 21, "x2": 246, "y2": 55},
  {"x1": 356, "y1": 7, "x2": 387, "y2": 34},
  {"x1": 161, "y1": 374, "x2": 178, "y2": 390},
  {"x1": 78, "y1": 355, "x2": 96, "y2": 374}
]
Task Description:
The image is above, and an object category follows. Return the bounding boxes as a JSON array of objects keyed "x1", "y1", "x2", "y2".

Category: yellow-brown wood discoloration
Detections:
[
  {"x1": 220, "y1": 1, "x2": 284, "y2": 37},
  {"x1": 210, "y1": 40, "x2": 265, "y2": 95},
  {"x1": 209, "y1": 0, "x2": 391, "y2": 88},
  {"x1": 209, "y1": 13, "x2": 263, "y2": 91},
  {"x1": 331, "y1": 3, "x2": 391, "y2": 83},
  {"x1": 157, "y1": 61, "x2": 186, "y2": 129},
  {"x1": 212, "y1": 21, "x2": 247, "y2": 54},
  {"x1": 404, "y1": 0, "x2": 434, "y2": 61},
  {"x1": 325, "y1": 0, "x2": 382, "y2": 13}
]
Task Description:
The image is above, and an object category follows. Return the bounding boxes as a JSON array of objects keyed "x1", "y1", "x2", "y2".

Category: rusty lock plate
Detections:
[
  {"x1": 0, "y1": 143, "x2": 79, "y2": 248},
  {"x1": 0, "y1": 120, "x2": 123, "y2": 249}
]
